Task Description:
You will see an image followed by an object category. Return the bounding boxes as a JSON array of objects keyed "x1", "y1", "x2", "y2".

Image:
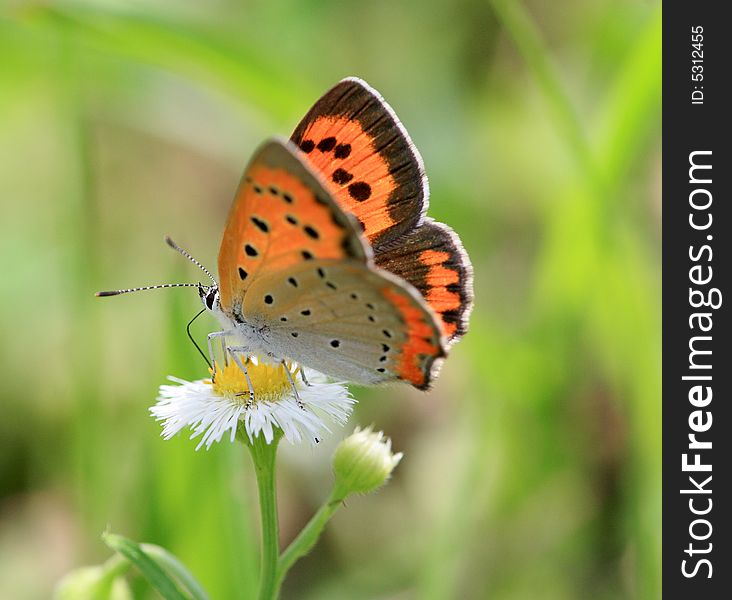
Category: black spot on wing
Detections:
[
  {"x1": 251, "y1": 216, "x2": 269, "y2": 233},
  {"x1": 334, "y1": 143, "x2": 351, "y2": 159},
  {"x1": 348, "y1": 181, "x2": 371, "y2": 201},
  {"x1": 317, "y1": 137, "x2": 336, "y2": 152},
  {"x1": 442, "y1": 309, "x2": 460, "y2": 324},
  {"x1": 304, "y1": 225, "x2": 320, "y2": 240},
  {"x1": 332, "y1": 168, "x2": 354, "y2": 185}
]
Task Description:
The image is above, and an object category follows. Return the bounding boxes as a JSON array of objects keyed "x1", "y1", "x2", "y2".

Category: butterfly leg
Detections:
[
  {"x1": 221, "y1": 335, "x2": 229, "y2": 367},
  {"x1": 281, "y1": 360, "x2": 306, "y2": 410},
  {"x1": 298, "y1": 368, "x2": 311, "y2": 387},
  {"x1": 207, "y1": 331, "x2": 230, "y2": 380},
  {"x1": 226, "y1": 345, "x2": 255, "y2": 407},
  {"x1": 261, "y1": 351, "x2": 305, "y2": 409}
]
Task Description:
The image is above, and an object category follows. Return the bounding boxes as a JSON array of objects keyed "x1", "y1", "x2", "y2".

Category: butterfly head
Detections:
[{"x1": 198, "y1": 283, "x2": 220, "y2": 312}]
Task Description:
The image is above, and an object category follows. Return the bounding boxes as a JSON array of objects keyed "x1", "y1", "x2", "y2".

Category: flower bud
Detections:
[
  {"x1": 333, "y1": 426, "x2": 403, "y2": 495},
  {"x1": 53, "y1": 565, "x2": 132, "y2": 600}
]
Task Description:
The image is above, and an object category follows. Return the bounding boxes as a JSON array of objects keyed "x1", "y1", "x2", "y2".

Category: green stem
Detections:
[
  {"x1": 247, "y1": 432, "x2": 282, "y2": 600},
  {"x1": 275, "y1": 484, "x2": 347, "y2": 591}
]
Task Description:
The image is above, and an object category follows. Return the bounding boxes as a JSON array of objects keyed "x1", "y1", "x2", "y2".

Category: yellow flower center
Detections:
[{"x1": 208, "y1": 359, "x2": 298, "y2": 404}]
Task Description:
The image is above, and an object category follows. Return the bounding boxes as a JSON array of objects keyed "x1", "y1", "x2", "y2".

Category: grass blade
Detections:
[
  {"x1": 102, "y1": 532, "x2": 190, "y2": 600},
  {"x1": 142, "y1": 544, "x2": 211, "y2": 600}
]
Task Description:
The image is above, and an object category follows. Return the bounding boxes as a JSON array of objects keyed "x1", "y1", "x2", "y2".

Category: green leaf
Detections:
[
  {"x1": 141, "y1": 544, "x2": 211, "y2": 600},
  {"x1": 102, "y1": 532, "x2": 190, "y2": 600}
]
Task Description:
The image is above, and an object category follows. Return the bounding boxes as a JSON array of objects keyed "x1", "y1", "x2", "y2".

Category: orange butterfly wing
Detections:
[
  {"x1": 291, "y1": 78, "x2": 473, "y2": 346},
  {"x1": 217, "y1": 138, "x2": 368, "y2": 315},
  {"x1": 374, "y1": 219, "x2": 473, "y2": 346},
  {"x1": 291, "y1": 77, "x2": 427, "y2": 249}
]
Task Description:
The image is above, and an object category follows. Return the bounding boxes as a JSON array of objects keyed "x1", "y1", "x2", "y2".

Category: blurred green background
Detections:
[{"x1": 0, "y1": 0, "x2": 660, "y2": 598}]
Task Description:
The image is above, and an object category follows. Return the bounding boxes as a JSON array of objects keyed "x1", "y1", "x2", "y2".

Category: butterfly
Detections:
[{"x1": 100, "y1": 78, "x2": 473, "y2": 390}]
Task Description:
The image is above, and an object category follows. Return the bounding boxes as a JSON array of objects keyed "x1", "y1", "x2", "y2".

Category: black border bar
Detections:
[{"x1": 663, "y1": 2, "x2": 730, "y2": 596}]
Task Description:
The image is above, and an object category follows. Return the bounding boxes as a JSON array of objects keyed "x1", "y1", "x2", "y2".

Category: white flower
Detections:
[
  {"x1": 151, "y1": 358, "x2": 355, "y2": 449},
  {"x1": 333, "y1": 426, "x2": 403, "y2": 494}
]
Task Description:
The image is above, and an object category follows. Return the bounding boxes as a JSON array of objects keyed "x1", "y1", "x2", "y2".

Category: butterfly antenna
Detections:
[
  {"x1": 95, "y1": 283, "x2": 200, "y2": 297},
  {"x1": 165, "y1": 236, "x2": 217, "y2": 284}
]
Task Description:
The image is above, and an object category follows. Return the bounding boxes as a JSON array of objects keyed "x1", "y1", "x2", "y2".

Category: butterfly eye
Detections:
[{"x1": 206, "y1": 291, "x2": 217, "y2": 310}]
